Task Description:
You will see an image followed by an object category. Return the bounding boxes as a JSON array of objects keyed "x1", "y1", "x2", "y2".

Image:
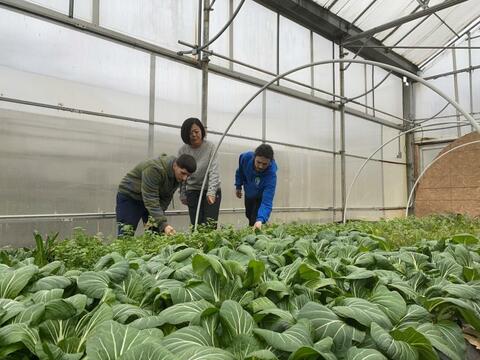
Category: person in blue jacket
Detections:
[{"x1": 235, "y1": 144, "x2": 277, "y2": 230}]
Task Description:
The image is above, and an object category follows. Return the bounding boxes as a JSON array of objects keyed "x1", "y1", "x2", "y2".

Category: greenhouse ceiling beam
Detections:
[
  {"x1": 209, "y1": 63, "x2": 404, "y2": 130},
  {"x1": 343, "y1": 0, "x2": 468, "y2": 44},
  {"x1": 255, "y1": 0, "x2": 418, "y2": 75},
  {"x1": 423, "y1": 64, "x2": 480, "y2": 80}
]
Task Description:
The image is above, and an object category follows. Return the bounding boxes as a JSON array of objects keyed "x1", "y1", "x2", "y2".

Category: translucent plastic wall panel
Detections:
[
  {"x1": 209, "y1": 0, "x2": 230, "y2": 68},
  {"x1": 382, "y1": 126, "x2": 406, "y2": 163},
  {"x1": 24, "y1": 0, "x2": 69, "y2": 13},
  {"x1": 233, "y1": 0, "x2": 277, "y2": 80},
  {"x1": 383, "y1": 164, "x2": 407, "y2": 207},
  {"x1": 208, "y1": 74, "x2": 262, "y2": 139},
  {"x1": 272, "y1": 145, "x2": 334, "y2": 208},
  {"x1": 345, "y1": 156, "x2": 383, "y2": 208},
  {"x1": 206, "y1": 134, "x2": 259, "y2": 212},
  {"x1": 266, "y1": 91, "x2": 334, "y2": 150},
  {"x1": 74, "y1": 0, "x2": 93, "y2": 22},
  {"x1": 374, "y1": 68, "x2": 404, "y2": 124},
  {"x1": 279, "y1": 16, "x2": 311, "y2": 93},
  {"x1": 271, "y1": 211, "x2": 334, "y2": 225},
  {"x1": 0, "y1": 9, "x2": 150, "y2": 119},
  {"x1": 343, "y1": 53, "x2": 367, "y2": 113},
  {"x1": 414, "y1": 76, "x2": 458, "y2": 141},
  {"x1": 419, "y1": 144, "x2": 445, "y2": 172},
  {"x1": 155, "y1": 57, "x2": 202, "y2": 126},
  {"x1": 422, "y1": 50, "x2": 453, "y2": 78},
  {"x1": 345, "y1": 114, "x2": 382, "y2": 159},
  {"x1": 313, "y1": 33, "x2": 334, "y2": 101},
  {"x1": 0, "y1": 106, "x2": 149, "y2": 216},
  {"x1": 0, "y1": 218, "x2": 116, "y2": 248},
  {"x1": 99, "y1": 0, "x2": 198, "y2": 53},
  {"x1": 457, "y1": 72, "x2": 474, "y2": 136}
]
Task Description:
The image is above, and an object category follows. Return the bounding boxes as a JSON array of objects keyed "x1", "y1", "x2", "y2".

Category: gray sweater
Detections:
[{"x1": 177, "y1": 140, "x2": 221, "y2": 198}]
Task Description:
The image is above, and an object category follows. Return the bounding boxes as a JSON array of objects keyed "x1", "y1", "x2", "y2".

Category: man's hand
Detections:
[
  {"x1": 253, "y1": 221, "x2": 262, "y2": 230},
  {"x1": 164, "y1": 225, "x2": 176, "y2": 236},
  {"x1": 236, "y1": 189, "x2": 242, "y2": 199},
  {"x1": 180, "y1": 197, "x2": 188, "y2": 206},
  {"x1": 207, "y1": 195, "x2": 216, "y2": 205}
]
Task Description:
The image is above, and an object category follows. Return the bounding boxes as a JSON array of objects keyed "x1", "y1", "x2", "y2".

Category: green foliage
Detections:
[{"x1": 0, "y1": 215, "x2": 479, "y2": 359}]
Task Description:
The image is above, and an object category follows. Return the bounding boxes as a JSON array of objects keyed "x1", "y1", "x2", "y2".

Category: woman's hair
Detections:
[
  {"x1": 254, "y1": 144, "x2": 274, "y2": 160},
  {"x1": 181, "y1": 117, "x2": 206, "y2": 145}
]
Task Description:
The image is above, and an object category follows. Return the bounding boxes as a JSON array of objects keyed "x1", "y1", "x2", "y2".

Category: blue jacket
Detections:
[{"x1": 235, "y1": 151, "x2": 278, "y2": 223}]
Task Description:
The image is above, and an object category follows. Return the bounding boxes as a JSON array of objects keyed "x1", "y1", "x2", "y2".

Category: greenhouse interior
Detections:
[{"x1": 1, "y1": 0, "x2": 480, "y2": 359}]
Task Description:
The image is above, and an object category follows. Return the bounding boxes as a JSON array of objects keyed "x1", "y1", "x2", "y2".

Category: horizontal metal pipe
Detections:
[
  {"x1": 0, "y1": 206, "x2": 406, "y2": 222},
  {"x1": 423, "y1": 64, "x2": 480, "y2": 80},
  {"x1": 348, "y1": 46, "x2": 480, "y2": 50}
]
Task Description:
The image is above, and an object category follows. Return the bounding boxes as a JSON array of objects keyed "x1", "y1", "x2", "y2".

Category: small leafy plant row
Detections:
[{"x1": 0, "y1": 224, "x2": 479, "y2": 359}]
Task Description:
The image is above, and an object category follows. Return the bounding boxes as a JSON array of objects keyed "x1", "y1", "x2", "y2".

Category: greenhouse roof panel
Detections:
[{"x1": 311, "y1": 0, "x2": 480, "y2": 67}]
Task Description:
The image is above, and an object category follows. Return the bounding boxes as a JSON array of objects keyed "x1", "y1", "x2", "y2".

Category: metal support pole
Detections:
[
  {"x1": 339, "y1": 47, "x2": 347, "y2": 217},
  {"x1": 197, "y1": 0, "x2": 203, "y2": 62},
  {"x1": 403, "y1": 81, "x2": 415, "y2": 215},
  {"x1": 468, "y1": 32, "x2": 474, "y2": 133},
  {"x1": 262, "y1": 91, "x2": 267, "y2": 142},
  {"x1": 201, "y1": 0, "x2": 210, "y2": 128},
  {"x1": 92, "y1": 0, "x2": 99, "y2": 25},
  {"x1": 228, "y1": 0, "x2": 234, "y2": 71},
  {"x1": 452, "y1": 45, "x2": 462, "y2": 137},
  {"x1": 332, "y1": 42, "x2": 337, "y2": 222},
  {"x1": 148, "y1": 54, "x2": 156, "y2": 157},
  {"x1": 68, "y1": 0, "x2": 73, "y2": 18}
]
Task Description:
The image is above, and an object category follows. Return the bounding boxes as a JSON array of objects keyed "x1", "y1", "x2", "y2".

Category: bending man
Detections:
[
  {"x1": 235, "y1": 144, "x2": 277, "y2": 230},
  {"x1": 116, "y1": 154, "x2": 196, "y2": 236}
]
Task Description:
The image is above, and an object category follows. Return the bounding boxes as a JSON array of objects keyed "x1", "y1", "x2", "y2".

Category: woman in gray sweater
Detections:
[{"x1": 178, "y1": 118, "x2": 221, "y2": 228}]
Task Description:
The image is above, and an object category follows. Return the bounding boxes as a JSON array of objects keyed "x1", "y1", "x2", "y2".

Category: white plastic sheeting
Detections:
[{"x1": 313, "y1": 0, "x2": 480, "y2": 66}]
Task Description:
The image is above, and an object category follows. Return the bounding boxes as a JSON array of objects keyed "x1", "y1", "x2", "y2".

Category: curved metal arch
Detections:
[
  {"x1": 341, "y1": 120, "x2": 471, "y2": 223},
  {"x1": 178, "y1": 0, "x2": 245, "y2": 56},
  {"x1": 405, "y1": 139, "x2": 480, "y2": 218},
  {"x1": 194, "y1": 58, "x2": 479, "y2": 230}
]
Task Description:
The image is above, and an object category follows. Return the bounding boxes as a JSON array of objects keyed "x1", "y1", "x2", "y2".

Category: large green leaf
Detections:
[
  {"x1": 395, "y1": 304, "x2": 431, "y2": 330},
  {"x1": 0, "y1": 299, "x2": 25, "y2": 325},
  {"x1": 416, "y1": 321, "x2": 466, "y2": 360},
  {"x1": 11, "y1": 303, "x2": 45, "y2": 326},
  {"x1": 288, "y1": 337, "x2": 336, "y2": 360},
  {"x1": 245, "y1": 349, "x2": 278, "y2": 359},
  {"x1": 257, "y1": 281, "x2": 290, "y2": 299},
  {"x1": 29, "y1": 276, "x2": 72, "y2": 292},
  {"x1": 105, "y1": 261, "x2": 130, "y2": 283},
  {"x1": 44, "y1": 299, "x2": 77, "y2": 320},
  {"x1": 31, "y1": 288, "x2": 64, "y2": 303},
  {"x1": 112, "y1": 304, "x2": 150, "y2": 324},
  {"x1": 177, "y1": 346, "x2": 236, "y2": 360},
  {"x1": 391, "y1": 326, "x2": 438, "y2": 360},
  {"x1": 161, "y1": 325, "x2": 212, "y2": 353},
  {"x1": 117, "y1": 342, "x2": 176, "y2": 360},
  {"x1": 253, "y1": 319, "x2": 313, "y2": 352},
  {"x1": 0, "y1": 322, "x2": 40, "y2": 354},
  {"x1": 346, "y1": 347, "x2": 387, "y2": 360},
  {"x1": 77, "y1": 271, "x2": 110, "y2": 299},
  {"x1": 192, "y1": 253, "x2": 228, "y2": 279},
  {"x1": 226, "y1": 334, "x2": 265, "y2": 360},
  {"x1": 219, "y1": 300, "x2": 255, "y2": 341},
  {"x1": 170, "y1": 282, "x2": 214, "y2": 304},
  {"x1": 333, "y1": 298, "x2": 392, "y2": 329},
  {"x1": 244, "y1": 259, "x2": 266, "y2": 287},
  {"x1": 369, "y1": 285, "x2": 407, "y2": 324},
  {"x1": 86, "y1": 320, "x2": 155, "y2": 359},
  {"x1": 0, "y1": 265, "x2": 37, "y2": 299},
  {"x1": 450, "y1": 233, "x2": 479, "y2": 245},
  {"x1": 75, "y1": 303, "x2": 113, "y2": 352},
  {"x1": 131, "y1": 300, "x2": 214, "y2": 329},
  {"x1": 297, "y1": 302, "x2": 364, "y2": 351},
  {"x1": 370, "y1": 322, "x2": 417, "y2": 360}
]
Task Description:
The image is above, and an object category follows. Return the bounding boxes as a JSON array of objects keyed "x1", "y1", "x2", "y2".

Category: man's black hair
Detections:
[
  {"x1": 181, "y1": 117, "x2": 206, "y2": 145},
  {"x1": 254, "y1": 144, "x2": 274, "y2": 160},
  {"x1": 176, "y1": 154, "x2": 197, "y2": 173}
]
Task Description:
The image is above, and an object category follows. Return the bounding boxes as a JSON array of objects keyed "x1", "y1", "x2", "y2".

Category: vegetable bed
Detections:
[{"x1": 0, "y1": 216, "x2": 479, "y2": 359}]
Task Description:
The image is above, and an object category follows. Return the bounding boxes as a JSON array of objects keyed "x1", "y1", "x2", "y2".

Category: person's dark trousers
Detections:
[
  {"x1": 186, "y1": 189, "x2": 222, "y2": 229},
  {"x1": 116, "y1": 192, "x2": 149, "y2": 236},
  {"x1": 244, "y1": 196, "x2": 262, "y2": 226}
]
